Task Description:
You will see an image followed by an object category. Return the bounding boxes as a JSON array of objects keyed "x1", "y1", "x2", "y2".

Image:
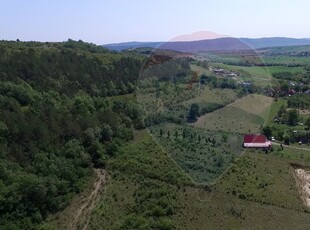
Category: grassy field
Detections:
[
  {"x1": 263, "y1": 55, "x2": 310, "y2": 66},
  {"x1": 191, "y1": 64, "x2": 213, "y2": 76},
  {"x1": 195, "y1": 94, "x2": 273, "y2": 133},
  {"x1": 211, "y1": 63, "x2": 305, "y2": 87},
  {"x1": 216, "y1": 63, "x2": 305, "y2": 77},
  {"x1": 184, "y1": 86, "x2": 238, "y2": 106},
  {"x1": 202, "y1": 50, "x2": 310, "y2": 67},
  {"x1": 174, "y1": 148, "x2": 310, "y2": 229},
  {"x1": 216, "y1": 151, "x2": 305, "y2": 210},
  {"x1": 263, "y1": 98, "x2": 287, "y2": 125}
]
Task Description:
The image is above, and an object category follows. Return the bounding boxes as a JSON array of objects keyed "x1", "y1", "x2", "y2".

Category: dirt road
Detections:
[
  {"x1": 69, "y1": 169, "x2": 107, "y2": 230},
  {"x1": 271, "y1": 142, "x2": 310, "y2": 152}
]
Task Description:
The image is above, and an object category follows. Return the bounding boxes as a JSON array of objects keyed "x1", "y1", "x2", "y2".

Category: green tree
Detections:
[
  {"x1": 287, "y1": 109, "x2": 298, "y2": 126},
  {"x1": 283, "y1": 134, "x2": 290, "y2": 145},
  {"x1": 262, "y1": 126, "x2": 272, "y2": 139},
  {"x1": 188, "y1": 103, "x2": 200, "y2": 122},
  {"x1": 305, "y1": 117, "x2": 310, "y2": 130}
]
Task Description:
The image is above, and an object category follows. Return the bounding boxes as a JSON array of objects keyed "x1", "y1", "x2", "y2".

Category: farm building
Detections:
[{"x1": 243, "y1": 134, "x2": 271, "y2": 148}]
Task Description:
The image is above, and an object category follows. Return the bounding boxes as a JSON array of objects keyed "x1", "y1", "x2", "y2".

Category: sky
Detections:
[{"x1": 1, "y1": 0, "x2": 310, "y2": 44}]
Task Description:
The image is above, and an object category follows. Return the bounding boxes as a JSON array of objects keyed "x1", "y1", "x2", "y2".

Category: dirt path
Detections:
[
  {"x1": 69, "y1": 169, "x2": 107, "y2": 230},
  {"x1": 271, "y1": 142, "x2": 310, "y2": 152}
]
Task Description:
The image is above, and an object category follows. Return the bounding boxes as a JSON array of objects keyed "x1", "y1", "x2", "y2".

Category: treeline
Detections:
[
  {"x1": 273, "y1": 71, "x2": 310, "y2": 85},
  {"x1": 140, "y1": 57, "x2": 191, "y2": 81},
  {"x1": 0, "y1": 40, "x2": 142, "y2": 96},
  {"x1": 288, "y1": 94, "x2": 310, "y2": 109},
  {"x1": 0, "y1": 40, "x2": 144, "y2": 228},
  {"x1": 200, "y1": 74, "x2": 259, "y2": 95}
]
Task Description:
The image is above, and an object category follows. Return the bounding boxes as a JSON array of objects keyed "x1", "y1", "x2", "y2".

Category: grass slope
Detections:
[
  {"x1": 47, "y1": 130, "x2": 310, "y2": 229},
  {"x1": 195, "y1": 94, "x2": 273, "y2": 133},
  {"x1": 174, "y1": 149, "x2": 310, "y2": 229}
]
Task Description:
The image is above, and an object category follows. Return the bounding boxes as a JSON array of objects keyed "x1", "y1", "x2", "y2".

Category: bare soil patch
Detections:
[{"x1": 294, "y1": 167, "x2": 310, "y2": 208}]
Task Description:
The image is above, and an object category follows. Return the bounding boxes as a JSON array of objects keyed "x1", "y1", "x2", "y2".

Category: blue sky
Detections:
[{"x1": 1, "y1": 0, "x2": 309, "y2": 44}]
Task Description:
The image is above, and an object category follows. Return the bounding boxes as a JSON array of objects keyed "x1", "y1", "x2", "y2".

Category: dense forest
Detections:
[{"x1": 0, "y1": 40, "x2": 145, "y2": 228}]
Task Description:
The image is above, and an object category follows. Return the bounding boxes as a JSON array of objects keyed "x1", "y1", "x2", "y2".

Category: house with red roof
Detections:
[{"x1": 243, "y1": 134, "x2": 271, "y2": 148}]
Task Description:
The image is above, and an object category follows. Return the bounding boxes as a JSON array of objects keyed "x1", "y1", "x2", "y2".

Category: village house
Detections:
[
  {"x1": 243, "y1": 134, "x2": 271, "y2": 149},
  {"x1": 288, "y1": 89, "x2": 296, "y2": 96},
  {"x1": 213, "y1": 68, "x2": 225, "y2": 75},
  {"x1": 304, "y1": 89, "x2": 310, "y2": 94}
]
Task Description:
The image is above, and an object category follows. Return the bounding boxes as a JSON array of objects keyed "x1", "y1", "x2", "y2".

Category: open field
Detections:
[
  {"x1": 216, "y1": 64, "x2": 305, "y2": 78},
  {"x1": 183, "y1": 86, "x2": 238, "y2": 106},
  {"x1": 210, "y1": 63, "x2": 305, "y2": 87},
  {"x1": 263, "y1": 56, "x2": 310, "y2": 66},
  {"x1": 200, "y1": 49, "x2": 310, "y2": 66},
  {"x1": 191, "y1": 64, "x2": 213, "y2": 76},
  {"x1": 216, "y1": 151, "x2": 306, "y2": 210},
  {"x1": 195, "y1": 94, "x2": 273, "y2": 133},
  {"x1": 174, "y1": 148, "x2": 310, "y2": 229},
  {"x1": 263, "y1": 98, "x2": 287, "y2": 125}
]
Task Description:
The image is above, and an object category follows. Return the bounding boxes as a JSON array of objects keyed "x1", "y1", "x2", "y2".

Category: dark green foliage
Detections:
[
  {"x1": 287, "y1": 109, "x2": 299, "y2": 125},
  {"x1": 187, "y1": 103, "x2": 200, "y2": 122},
  {"x1": 288, "y1": 94, "x2": 310, "y2": 109},
  {"x1": 283, "y1": 134, "x2": 290, "y2": 145},
  {"x1": 306, "y1": 117, "x2": 310, "y2": 130},
  {"x1": 262, "y1": 126, "x2": 272, "y2": 139},
  {"x1": 0, "y1": 40, "x2": 142, "y2": 96}
]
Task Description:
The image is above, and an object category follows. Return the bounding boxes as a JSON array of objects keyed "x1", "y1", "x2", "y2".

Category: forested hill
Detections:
[
  {"x1": 0, "y1": 40, "x2": 142, "y2": 96},
  {"x1": 0, "y1": 40, "x2": 144, "y2": 228}
]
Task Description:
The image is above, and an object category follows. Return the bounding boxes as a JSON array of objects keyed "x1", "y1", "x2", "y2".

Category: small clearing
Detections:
[
  {"x1": 298, "y1": 109, "x2": 310, "y2": 115},
  {"x1": 294, "y1": 168, "x2": 310, "y2": 208}
]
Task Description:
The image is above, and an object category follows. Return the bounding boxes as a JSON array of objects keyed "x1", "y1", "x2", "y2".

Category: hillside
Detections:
[
  {"x1": 104, "y1": 37, "x2": 310, "y2": 52},
  {"x1": 0, "y1": 40, "x2": 144, "y2": 228},
  {"x1": 1, "y1": 40, "x2": 310, "y2": 230}
]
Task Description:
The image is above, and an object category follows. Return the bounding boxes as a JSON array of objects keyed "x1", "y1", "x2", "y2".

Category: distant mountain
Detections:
[
  {"x1": 241, "y1": 37, "x2": 310, "y2": 49},
  {"x1": 104, "y1": 41, "x2": 164, "y2": 51},
  {"x1": 170, "y1": 31, "x2": 227, "y2": 41},
  {"x1": 104, "y1": 37, "x2": 310, "y2": 52}
]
